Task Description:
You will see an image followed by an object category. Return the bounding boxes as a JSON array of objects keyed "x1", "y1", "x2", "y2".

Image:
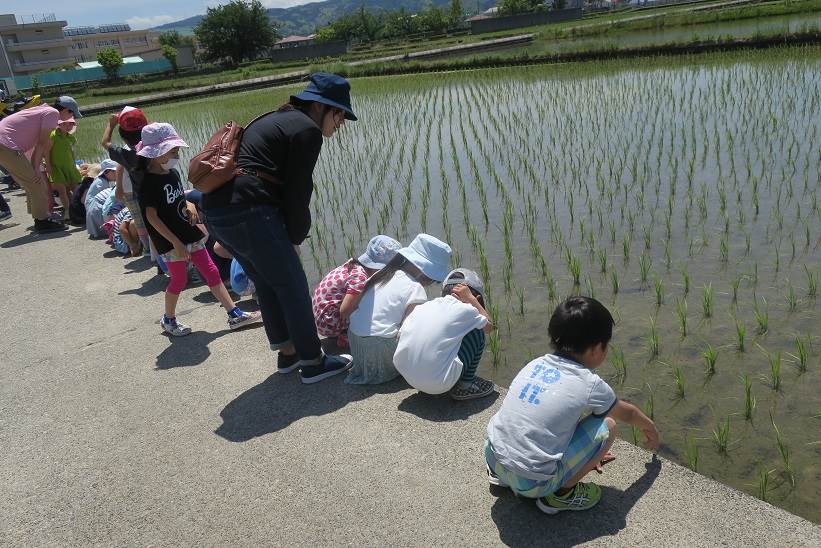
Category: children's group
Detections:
[{"x1": 0, "y1": 85, "x2": 660, "y2": 516}]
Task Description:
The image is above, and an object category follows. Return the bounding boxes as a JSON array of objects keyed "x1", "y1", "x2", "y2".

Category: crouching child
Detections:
[
  {"x1": 484, "y1": 296, "x2": 659, "y2": 515},
  {"x1": 394, "y1": 268, "x2": 496, "y2": 400}
]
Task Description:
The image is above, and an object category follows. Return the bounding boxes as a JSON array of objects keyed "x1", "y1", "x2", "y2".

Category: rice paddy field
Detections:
[{"x1": 75, "y1": 45, "x2": 821, "y2": 523}]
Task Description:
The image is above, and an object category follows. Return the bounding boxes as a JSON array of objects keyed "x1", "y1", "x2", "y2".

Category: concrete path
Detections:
[{"x1": 1, "y1": 192, "x2": 819, "y2": 546}]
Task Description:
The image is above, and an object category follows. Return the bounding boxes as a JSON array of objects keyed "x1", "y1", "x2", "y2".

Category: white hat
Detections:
[
  {"x1": 99, "y1": 159, "x2": 118, "y2": 173},
  {"x1": 137, "y1": 122, "x2": 188, "y2": 159},
  {"x1": 397, "y1": 234, "x2": 452, "y2": 282}
]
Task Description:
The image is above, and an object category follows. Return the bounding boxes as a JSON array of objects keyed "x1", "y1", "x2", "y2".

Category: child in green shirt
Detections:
[{"x1": 48, "y1": 117, "x2": 82, "y2": 214}]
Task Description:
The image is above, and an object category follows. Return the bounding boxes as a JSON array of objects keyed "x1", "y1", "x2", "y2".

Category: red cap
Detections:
[{"x1": 118, "y1": 108, "x2": 148, "y2": 132}]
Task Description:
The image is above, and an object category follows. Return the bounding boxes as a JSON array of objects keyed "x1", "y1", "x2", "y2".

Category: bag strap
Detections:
[{"x1": 244, "y1": 110, "x2": 278, "y2": 131}]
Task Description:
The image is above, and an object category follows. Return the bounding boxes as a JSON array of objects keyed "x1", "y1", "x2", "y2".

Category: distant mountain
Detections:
[{"x1": 155, "y1": 0, "x2": 498, "y2": 37}]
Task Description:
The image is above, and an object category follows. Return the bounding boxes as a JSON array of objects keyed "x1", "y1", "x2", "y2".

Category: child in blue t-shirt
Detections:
[{"x1": 485, "y1": 296, "x2": 659, "y2": 515}]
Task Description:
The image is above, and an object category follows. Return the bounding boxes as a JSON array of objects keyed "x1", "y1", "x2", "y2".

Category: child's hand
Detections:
[
  {"x1": 108, "y1": 114, "x2": 119, "y2": 128},
  {"x1": 595, "y1": 451, "x2": 616, "y2": 473},
  {"x1": 642, "y1": 424, "x2": 660, "y2": 451},
  {"x1": 173, "y1": 242, "x2": 190, "y2": 261},
  {"x1": 452, "y1": 284, "x2": 475, "y2": 304}
]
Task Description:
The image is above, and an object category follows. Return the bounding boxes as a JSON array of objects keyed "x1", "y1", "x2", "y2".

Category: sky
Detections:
[{"x1": 6, "y1": 0, "x2": 314, "y2": 29}]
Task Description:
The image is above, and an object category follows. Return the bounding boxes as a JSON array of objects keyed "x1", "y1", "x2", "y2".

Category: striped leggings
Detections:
[{"x1": 457, "y1": 329, "x2": 486, "y2": 383}]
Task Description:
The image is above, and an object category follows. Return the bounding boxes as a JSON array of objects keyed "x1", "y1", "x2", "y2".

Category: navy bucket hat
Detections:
[{"x1": 291, "y1": 72, "x2": 357, "y2": 121}]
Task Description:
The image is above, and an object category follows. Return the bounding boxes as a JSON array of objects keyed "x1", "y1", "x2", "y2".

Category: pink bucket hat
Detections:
[{"x1": 137, "y1": 122, "x2": 188, "y2": 159}]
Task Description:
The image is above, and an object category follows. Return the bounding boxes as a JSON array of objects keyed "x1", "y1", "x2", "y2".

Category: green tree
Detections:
[
  {"x1": 96, "y1": 48, "x2": 123, "y2": 81},
  {"x1": 448, "y1": 0, "x2": 465, "y2": 28},
  {"x1": 159, "y1": 30, "x2": 181, "y2": 47},
  {"x1": 498, "y1": 0, "x2": 546, "y2": 15},
  {"x1": 194, "y1": 0, "x2": 280, "y2": 65},
  {"x1": 161, "y1": 44, "x2": 179, "y2": 73}
]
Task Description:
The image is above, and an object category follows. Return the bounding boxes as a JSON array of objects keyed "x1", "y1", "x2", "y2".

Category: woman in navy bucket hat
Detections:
[{"x1": 203, "y1": 72, "x2": 357, "y2": 384}]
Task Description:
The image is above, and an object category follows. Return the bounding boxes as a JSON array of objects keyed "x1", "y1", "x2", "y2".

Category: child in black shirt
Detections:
[{"x1": 137, "y1": 122, "x2": 260, "y2": 336}]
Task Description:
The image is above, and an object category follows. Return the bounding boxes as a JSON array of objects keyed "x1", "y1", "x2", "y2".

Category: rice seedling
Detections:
[
  {"x1": 643, "y1": 385, "x2": 655, "y2": 420},
  {"x1": 702, "y1": 284, "x2": 714, "y2": 318},
  {"x1": 703, "y1": 344, "x2": 718, "y2": 375},
  {"x1": 792, "y1": 335, "x2": 809, "y2": 373},
  {"x1": 611, "y1": 270, "x2": 620, "y2": 295},
  {"x1": 758, "y1": 467, "x2": 772, "y2": 501},
  {"x1": 753, "y1": 298, "x2": 769, "y2": 334},
  {"x1": 672, "y1": 366, "x2": 686, "y2": 399},
  {"x1": 585, "y1": 276, "x2": 596, "y2": 299},
  {"x1": 648, "y1": 316, "x2": 660, "y2": 358},
  {"x1": 639, "y1": 254, "x2": 651, "y2": 286},
  {"x1": 675, "y1": 298, "x2": 688, "y2": 337},
  {"x1": 730, "y1": 275, "x2": 741, "y2": 304},
  {"x1": 771, "y1": 412, "x2": 795, "y2": 489},
  {"x1": 685, "y1": 432, "x2": 699, "y2": 472},
  {"x1": 682, "y1": 269, "x2": 690, "y2": 296},
  {"x1": 805, "y1": 265, "x2": 818, "y2": 298},
  {"x1": 516, "y1": 287, "x2": 525, "y2": 316},
  {"x1": 786, "y1": 282, "x2": 798, "y2": 311},
  {"x1": 654, "y1": 276, "x2": 664, "y2": 307},
  {"x1": 712, "y1": 416, "x2": 731, "y2": 455},
  {"x1": 742, "y1": 373, "x2": 756, "y2": 421},
  {"x1": 768, "y1": 351, "x2": 782, "y2": 391},
  {"x1": 611, "y1": 347, "x2": 627, "y2": 384},
  {"x1": 736, "y1": 321, "x2": 746, "y2": 352},
  {"x1": 568, "y1": 254, "x2": 582, "y2": 286}
]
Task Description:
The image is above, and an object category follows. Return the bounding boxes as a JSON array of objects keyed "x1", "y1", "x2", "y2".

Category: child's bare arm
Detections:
[
  {"x1": 114, "y1": 165, "x2": 125, "y2": 201},
  {"x1": 452, "y1": 284, "x2": 494, "y2": 333},
  {"x1": 608, "y1": 399, "x2": 660, "y2": 450},
  {"x1": 339, "y1": 292, "x2": 363, "y2": 320}
]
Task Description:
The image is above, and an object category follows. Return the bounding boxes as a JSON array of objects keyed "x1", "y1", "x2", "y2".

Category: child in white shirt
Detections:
[
  {"x1": 347, "y1": 234, "x2": 451, "y2": 384},
  {"x1": 394, "y1": 268, "x2": 496, "y2": 400}
]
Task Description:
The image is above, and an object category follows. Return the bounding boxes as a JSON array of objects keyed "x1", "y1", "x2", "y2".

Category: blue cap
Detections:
[
  {"x1": 56, "y1": 95, "x2": 82, "y2": 118},
  {"x1": 292, "y1": 72, "x2": 357, "y2": 121},
  {"x1": 358, "y1": 235, "x2": 401, "y2": 270}
]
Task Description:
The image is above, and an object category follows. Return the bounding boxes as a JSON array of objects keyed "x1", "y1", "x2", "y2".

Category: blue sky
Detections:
[{"x1": 8, "y1": 1, "x2": 313, "y2": 29}]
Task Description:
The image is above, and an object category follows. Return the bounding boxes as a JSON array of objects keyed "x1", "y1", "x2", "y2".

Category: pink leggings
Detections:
[{"x1": 166, "y1": 248, "x2": 222, "y2": 295}]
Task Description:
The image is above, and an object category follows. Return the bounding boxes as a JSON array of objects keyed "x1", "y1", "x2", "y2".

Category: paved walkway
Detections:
[{"x1": 1, "y1": 192, "x2": 819, "y2": 546}]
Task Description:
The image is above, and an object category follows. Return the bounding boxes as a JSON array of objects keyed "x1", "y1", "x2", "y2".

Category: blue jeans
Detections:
[{"x1": 205, "y1": 205, "x2": 322, "y2": 365}]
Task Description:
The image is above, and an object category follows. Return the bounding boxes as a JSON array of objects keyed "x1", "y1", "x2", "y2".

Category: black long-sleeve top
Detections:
[{"x1": 202, "y1": 108, "x2": 323, "y2": 245}]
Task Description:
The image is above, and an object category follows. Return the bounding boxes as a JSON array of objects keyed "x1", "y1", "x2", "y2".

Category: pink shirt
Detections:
[
  {"x1": 0, "y1": 104, "x2": 60, "y2": 152},
  {"x1": 312, "y1": 260, "x2": 369, "y2": 337}
]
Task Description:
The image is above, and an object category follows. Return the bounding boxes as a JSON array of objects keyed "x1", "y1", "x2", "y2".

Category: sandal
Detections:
[{"x1": 450, "y1": 377, "x2": 496, "y2": 400}]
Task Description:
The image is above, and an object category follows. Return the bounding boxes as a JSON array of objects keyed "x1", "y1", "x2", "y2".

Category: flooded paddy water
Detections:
[{"x1": 76, "y1": 46, "x2": 821, "y2": 522}]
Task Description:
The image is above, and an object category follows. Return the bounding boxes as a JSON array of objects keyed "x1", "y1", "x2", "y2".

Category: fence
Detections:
[
  {"x1": 13, "y1": 59, "x2": 172, "y2": 90},
  {"x1": 470, "y1": 8, "x2": 584, "y2": 34}
]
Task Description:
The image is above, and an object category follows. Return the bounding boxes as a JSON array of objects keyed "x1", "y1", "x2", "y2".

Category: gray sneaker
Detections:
[
  {"x1": 161, "y1": 316, "x2": 192, "y2": 337},
  {"x1": 228, "y1": 310, "x2": 262, "y2": 330}
]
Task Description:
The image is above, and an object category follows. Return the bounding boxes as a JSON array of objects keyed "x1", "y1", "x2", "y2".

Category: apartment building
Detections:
[
  {"x1": 0, "y1": 13, "x2": 73, "y2": 77},
  {"x1": 66, "y1": 24, "x2": 161, "y2": 63}
]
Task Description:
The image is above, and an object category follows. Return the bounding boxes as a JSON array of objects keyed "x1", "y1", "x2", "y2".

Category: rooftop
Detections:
[{"x1": 64, "y1": 23, "x2": 132, "y2": 37}]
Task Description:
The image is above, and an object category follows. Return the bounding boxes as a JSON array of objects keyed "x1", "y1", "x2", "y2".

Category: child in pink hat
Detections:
[{"x1": 137, "y1": 123, "x2": 261, "y2": 336}]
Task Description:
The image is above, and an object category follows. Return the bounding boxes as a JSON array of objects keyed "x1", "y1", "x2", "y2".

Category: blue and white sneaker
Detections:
[
  {"x1": 299, "y1": 354, "x2": 353, "y2": 384},
  {"x1": 0, "y1": 209, "x2": 12, "y2": 222},
  {"x1": 228, "y1": 310, "x2": 262, "y2": 330},
  {"x1": 161, "y1": 316, "x2": 191, "y2": 337}
]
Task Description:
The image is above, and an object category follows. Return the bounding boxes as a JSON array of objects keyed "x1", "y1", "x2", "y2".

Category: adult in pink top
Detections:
[{"x1": 0, "y1": 96, "x2": 82, "y2": 232}]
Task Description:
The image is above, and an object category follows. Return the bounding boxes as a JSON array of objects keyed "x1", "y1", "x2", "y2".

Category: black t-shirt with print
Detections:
[{"x1": 139, "y1": 169, "x2": 203, "y2": 255}]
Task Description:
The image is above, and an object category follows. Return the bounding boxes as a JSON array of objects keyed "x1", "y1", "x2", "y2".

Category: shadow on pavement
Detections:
[
  {"x1": 1, "y1": 229, "x2": 71, "y2": 248},
  {"x1": 120, "y1": 274, "x2": 168, "y2": 297},
  {"x1": 397, "y1": 391, "x2": 500, "y2": 422},
  {"x1": 155, "y1": 328, "x2": 233, "y2": 369},
  {"x1": 215, "y1": 375, "x2": 407, "y2": 442},
  {"x1": 490, "y1": 456, "x2": 662, "y2": 547},
  {"x1": 124, "y1": 255, "x2": 153, "y2": 273}
]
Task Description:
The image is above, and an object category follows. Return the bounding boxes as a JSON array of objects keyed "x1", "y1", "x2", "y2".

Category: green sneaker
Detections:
[{"x1": 536, "y1": 482, "x2": 602, "y2": 515}]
